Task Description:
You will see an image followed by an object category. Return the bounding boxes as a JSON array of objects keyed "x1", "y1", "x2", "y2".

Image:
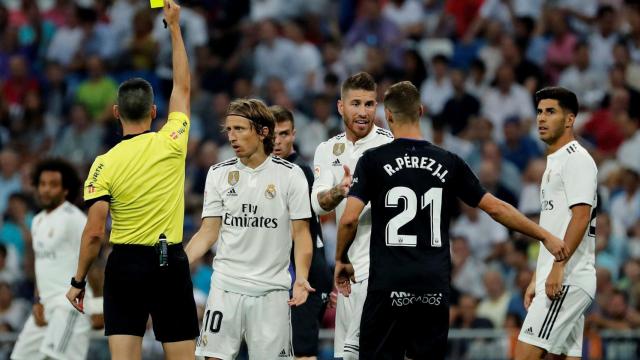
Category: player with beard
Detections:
[
  {"x1": 12, "y1": 159, "x2": 94, "y2": 360},
  {"x1": 310, "y1": 72, "x2": 393, "y2": 359}
]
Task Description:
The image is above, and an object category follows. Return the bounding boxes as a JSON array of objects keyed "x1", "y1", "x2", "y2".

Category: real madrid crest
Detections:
[
  {"x1": 228, "y1": 171, "x2": 240, "y2": 186},
  {"x1": 333, "y1": 143, "x2": 345, "y2": 156},
  {"x1": 265, "y1": 184, "x2": 276, "y2": 199}
]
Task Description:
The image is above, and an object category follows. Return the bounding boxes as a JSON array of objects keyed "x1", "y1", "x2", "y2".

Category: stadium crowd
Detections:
[{"x1": 1, "y1": 0, "x2": 640, "y2": 358}]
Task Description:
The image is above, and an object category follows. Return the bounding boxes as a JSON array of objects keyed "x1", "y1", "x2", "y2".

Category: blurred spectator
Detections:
[
  {"x1": 617, "y1": 117, "x2": 640, "y2": 173},
  {"x1": 476, "y1": 20, "x2": 504, "y2": 82},
  {"x1": 481, "y1": 64, "x2": 535, "y2": 142},
  {"x1": 595, "y1": 212, "x2": 627, "y2": 280},
  {"x1": 345, "y1": 0, "x2": 403, "y2": 69},
  {"x1": 440, "y1": 68, "x2": 479, "y2": 136},
  {"x1": 121, "y1": 8, "x2": 158, "y2": 71},
  {"x1": 51, "y1": 103, "x2": 104, "y2": 166},
  {"x1": 506, "y1": 268, "x2": 534, "y2": 323},
  {"x1": 401, "y1": 49, "x2": 427, "y2": 88},
  {"x1": 382, "y1": 0, "x2": 425, "y2": 39},
  {"x1": 424, "y1": 115, "x2": 475, "y2": 163},
  {"x1": 282, "y1": 20, "x2": 322, "y2": 101},
  {"x1": 477, "y1": 269, "x2": 511, "y2": 328},
  {"x1": 442, "y1": 0, "x2": 483, "y2": 39},
  {"x1": 558, "y1": 41, "x2": 607, "y2": 110},
  {"x1": 420, "y1": 54, "x2": 452, "y2": 119},
  {"x1": 252, "y1": 19, "x2": 298, "y2": 96},
  {"x1": 629, "y1": 219, "x2": 640, "y2": 259},
  {"x1": 109, "y1": 0, "x2": 145, "y2": 49},
  {"x1": 0, "y1": 281, "x2": 28, "y2": 333},
  {"x1": 499, "y1": 116, "x2": 542, "y2": 172},
  {"x1": 15, "y1": 0, "x2": 55, "y2": 64},
  {"x1": 451, "y1": 294, "x2": 493, "y2": 329},
  {"x1": 0, "y1": 244, "x2": 20, "y2": 286},
  {"x1": 0, "y1": 149, "x2": 22, "y2": 214},
  {"x1": 580, "y1": 88, "x2": 627, "y2": 157},
  {"x1": 589, "y1": 289, "x2": 640, "y2": 329},
  {"x1": 0, "y1": 193, "x2": 32, "y2": 264},
  {"x1": 297, "y1": 94, "x2": 341, "y2": 160},
  {"x1": 544, "y1": 10, "x2": 578, "y2": 84},
  {"x1": 452, "y1": 201, "x2": 508, "y2": 264},
  {"x1": 480, "y1": 139, "x2": 522, "y2": 198},
  {"x1": 609, "y1": 166, "x2": 640, "y2": 232},
  {"x1": 594, "y1": 267, "x2": 616, "y2": 311},
  {"x1": 43, "y1": 0, "x2": 73, "y2": 28},
  {"x1": 518, "y1": 158, "x2": 545, "y2": 215},
  {"x1": 500, "y1": 35, "x2": 542, "y2": 94},
  {"x1": 451, "y1": 236, "x2": 487, "y2": 299},
  {"x1": 74, "y1": 56, "x2": 117, "y2": 122},
  {"x1": 465, "y1": 58, "x2": 489, "y2": 99},
  {"x1": 1, "y1": 55, "x2": 39, "y2": 107},
  {"x1": 589, "y1": 5, "x2": 619, "y2": 72},
  {"x1": 478, "y1": 160, "x2": 518, "y2": 208},
  {"x1": 42, "y1": 60, "x2": 69, "y2": 121}
]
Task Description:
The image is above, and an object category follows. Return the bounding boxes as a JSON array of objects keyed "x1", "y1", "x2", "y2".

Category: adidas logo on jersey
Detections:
[
  {"x1": 278, "y1": 348, "x2": 288, "y2": 357},
  {"x1": 525, "y1": 327, "x2": 534, "y2": 336},
  {"x1": 227, "y1": 188, "x2": 238, "y2": 197},
  {"x1": 332, "y1": 158, "x2": 341, "y2": 166}
]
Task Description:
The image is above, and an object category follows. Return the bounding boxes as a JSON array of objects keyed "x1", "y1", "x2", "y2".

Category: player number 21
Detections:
[{"x1": 385, "y1": 186, "x2": 442, "y2": 248}]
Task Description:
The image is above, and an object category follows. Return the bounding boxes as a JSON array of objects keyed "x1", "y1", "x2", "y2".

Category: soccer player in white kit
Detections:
[
  {"x1": 185, "y1": 98, "x2": 314, "y2": 359},
  {"x1": 311, "y1": 72, "x2": 393, "y2": 359},
  {"x1": 11, "y1": 159, "x2": 93, "y2": 360},
  {"x1": 516, "y1": 87, "x2": 598, "y2": 360}
]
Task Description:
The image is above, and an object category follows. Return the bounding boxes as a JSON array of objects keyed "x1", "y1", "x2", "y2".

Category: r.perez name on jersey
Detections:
[{"x1": 381, "y1": 154, "x2": 449, "y2": 183}]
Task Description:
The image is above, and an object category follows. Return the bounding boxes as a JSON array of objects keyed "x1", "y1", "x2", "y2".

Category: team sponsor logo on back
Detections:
[{"x1": 389, "y1": 291, "x2": 442, "y2": 307}]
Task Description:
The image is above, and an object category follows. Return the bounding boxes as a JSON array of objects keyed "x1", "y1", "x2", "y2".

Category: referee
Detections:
[{"x1": 66, "y1": 1, "x2": 198, "y2": 359}]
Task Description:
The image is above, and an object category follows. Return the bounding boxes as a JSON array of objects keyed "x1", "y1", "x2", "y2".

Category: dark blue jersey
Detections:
[{"x1": 349, "y1": 139, "x2": 486, "y2": 293}]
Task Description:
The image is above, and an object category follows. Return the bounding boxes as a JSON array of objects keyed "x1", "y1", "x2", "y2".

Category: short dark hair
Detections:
[
  {"x1": 432, "y1": 54, "x2": 450, "y2": 65},
  {"x1": 226, "y1": 99, "x2": 276, "y2": 154},
  {"x1": 269, "y1": 105, "x2": 295, "y2": 127},
  {"x1": 32, "y1": 158, "x2": 81, "y2": 202},
  {"x1": 383, "y1": 81, "x2": 421, "y2": 122},
  {"x1": 117, "y1": 78, "x2": 154, "y2": 122},
  {"x1": 341, "y1": 72, "x2": 376, "y2": 98},
  {"x1": 535, "y1": 87, "x2": 579, "y2": 116}
]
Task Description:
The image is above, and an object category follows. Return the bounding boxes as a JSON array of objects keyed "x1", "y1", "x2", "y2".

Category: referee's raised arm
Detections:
[{"x1": 165, "y1": 0, "x2": 190, "y2": 117}]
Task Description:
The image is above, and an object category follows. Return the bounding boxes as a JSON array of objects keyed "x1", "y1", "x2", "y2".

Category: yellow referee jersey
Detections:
[{"x1": 83, "y1": 112, "x2": 190, "y2": 245}]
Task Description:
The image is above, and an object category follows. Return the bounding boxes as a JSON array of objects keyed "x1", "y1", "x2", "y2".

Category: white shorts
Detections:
[
  {"x1": 334, "y1": 279, "x2": 368, "y2": 359},
  {"x1": 195, "y1": 286, "x2": 292, "y2": 359},
  {"x1": 518, "y1": 285, "x2": 592, "y2": 357},
  {"x1": 11, "y1": 302, "x2": 91, "y2": 360}
]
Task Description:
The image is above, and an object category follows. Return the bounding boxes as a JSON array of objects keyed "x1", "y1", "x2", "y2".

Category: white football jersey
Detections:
[
  {"x1": 202, "y1": 156, "x2": 311, "y2": 296},
  {"x1": 311, "y1": 126, "x2": 393, "y2": 282},
  {"x1": 536, "y1": 141, "x2": 597, "y2": 298},
  {"x1": 31, "y1": 202, "x2": 87, "y2": 306}
]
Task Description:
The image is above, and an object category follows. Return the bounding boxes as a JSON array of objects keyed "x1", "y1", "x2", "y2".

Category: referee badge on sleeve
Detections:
[
  {"x1": 265, "y1": 184, "x2": 276, "y2": 199},
  {"x1": 228, "y1": 171, "x2": 239, "y2": 186}
]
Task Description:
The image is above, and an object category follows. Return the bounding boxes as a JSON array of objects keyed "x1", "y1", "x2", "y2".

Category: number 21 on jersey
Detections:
[{"x1": 385, "y1": 186, "x2": 442, "y2": 248}]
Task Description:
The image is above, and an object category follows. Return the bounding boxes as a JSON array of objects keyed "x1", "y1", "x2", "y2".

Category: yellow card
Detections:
[{"x1": 150, "y1": 0, "x2": 163, "y2": 8}]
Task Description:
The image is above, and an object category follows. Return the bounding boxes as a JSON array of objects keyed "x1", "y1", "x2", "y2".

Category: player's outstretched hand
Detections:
[
  {"x1": 66, "y1": 287, "x2": 85, "y2": 313},
  {"x1": 523, "y1": 281, "x2": 535, "y2": 310},
  {"x1": 289, "y1": 278, "x2": 315, "y2": 307},
  {"x1": 32, "y1": 303, "x2": 47, "y2": 326},
  {"x1": 545, "y1": 262, "x2": 565, "y2": 301},
  {"x1": 334, "y1": 261, "x2": 354, "y2": 297},
  {"x1": 337, "y1": 165, "x2": 352, "y2": 197},
  {"x1": 542, "y1": 235, "x2": 568, "y2": 262},
  {"x1": 163, "y1": 0, "x2": 181, "y2": 27}
]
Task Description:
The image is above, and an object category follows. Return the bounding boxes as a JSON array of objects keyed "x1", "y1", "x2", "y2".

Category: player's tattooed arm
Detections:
[{"x1": 317, "y1": 165, "x2": 352, "y2": 211}]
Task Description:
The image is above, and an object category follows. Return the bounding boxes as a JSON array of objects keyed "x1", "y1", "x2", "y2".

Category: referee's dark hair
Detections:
[
  {"x1": 32, "y1": 158, "x2": 81, "y2": 202},
  {"x1": 227, "y1": 99, "x2": 276, "y2": 154},
  {"x1": 535, "y1": 87, "x2": 579, "y2": 116},
  {"x1": 383, "y1": 81, "x2": 421, "y2": 123},
  {"x1": 269, "y1": 105, "x2": 295, "y2": 128},
  {"x1": 341, "y1": 72, "x2": 376, "y2": 98},
  {"x1": 117, "y1": 78, "x2": 154, "y2": 122}
]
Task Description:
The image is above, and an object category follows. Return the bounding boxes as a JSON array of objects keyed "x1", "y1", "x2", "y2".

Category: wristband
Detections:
[{"x1": 70, "y1": 277, "x2": 86, "y2": 289}]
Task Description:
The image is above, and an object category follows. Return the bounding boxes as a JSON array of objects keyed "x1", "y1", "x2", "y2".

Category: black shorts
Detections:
[
  {"x1": 360, "y1": 291, "x2": 450, "y2": 360},
  {"x1": 104, "y1": 243, "x2": 199, "y2": 342},
  {"x1": 291, "y1": 291, "x2": 327, "y2": 356}
]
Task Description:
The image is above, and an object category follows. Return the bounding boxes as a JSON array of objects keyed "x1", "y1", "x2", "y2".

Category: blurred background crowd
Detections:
[{"x1": 1, "y1": 0, "x2": 640, "y2": 358}]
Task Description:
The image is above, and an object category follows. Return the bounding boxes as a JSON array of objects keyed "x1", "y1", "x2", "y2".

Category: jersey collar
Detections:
[
  {"x1": 353, "y1": 125, "x2": 381, "y2": 145},
  {"x1": 548, "y1": 140, "x2": 578, "y2": 159},
  {"x1": 235, "y1": 155, "x2": 272, "y2": 173},
  {"x1": 121, "y1": 130, "x2": 151, "y2": 141}
]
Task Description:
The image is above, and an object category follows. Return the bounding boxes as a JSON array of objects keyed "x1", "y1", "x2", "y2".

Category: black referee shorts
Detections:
[
  {"x1": 104, "y1": 243, "x2": 199, "y2": 343},
  {"x1": 360, "y1": 291, "x2": 449, "y2": 360},
  {"x1": 291, "y1": 291, "x2": 327, "y2": 356}
]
